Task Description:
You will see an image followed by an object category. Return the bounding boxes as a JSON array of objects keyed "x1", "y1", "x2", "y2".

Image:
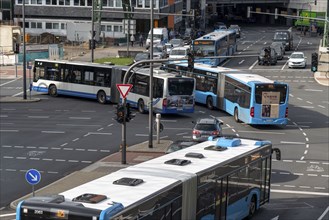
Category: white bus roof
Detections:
[
  {"x1": 34, "y1": 59, "x2": 114, "y2": 69},
  {"x1": 227, "y1": 73, "x2": 274, "y2": 84},
  {"x1": 61, "y1": 137, "x2": 268, "y2": 211},
  {"x1": 195, "y1": 30, "x2": 234, "y2": 41}
]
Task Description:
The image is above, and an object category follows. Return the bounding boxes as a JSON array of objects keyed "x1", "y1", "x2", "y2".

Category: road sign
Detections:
[
  {"x1": 25, "y1": 169, "x2": 41, "y2": 185},
  {"x1": 116, "y1": 84, "x2": 133, "y2": 99}
]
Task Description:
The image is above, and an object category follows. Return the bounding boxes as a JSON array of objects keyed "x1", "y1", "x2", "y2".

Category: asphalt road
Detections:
[{"x1": 0, "y1": 26, "x2": 328, "y2": 220}]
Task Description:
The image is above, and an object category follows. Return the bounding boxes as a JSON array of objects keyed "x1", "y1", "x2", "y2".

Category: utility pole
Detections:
[
  {"x1": 91, "y1": 1, "x2": 95, "y2": 62},
  {"x1": 149, "y1": 0, "x2": 154, "y2": 148},
  {"x1": 22, "y1": 0, "x2": 27, "y2": 100}
]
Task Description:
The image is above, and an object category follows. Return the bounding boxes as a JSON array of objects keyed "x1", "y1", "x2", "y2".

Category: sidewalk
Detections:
[{"x1": 10, "y1": 140, "x2": 173, "y2": 209}]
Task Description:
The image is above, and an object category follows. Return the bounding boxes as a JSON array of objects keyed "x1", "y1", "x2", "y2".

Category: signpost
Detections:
[
  {"x1": 116, "y1": 84, "x2": 133, "y2": 99},
  {"x1": 25, "y1": 169, "x2": 41, "y2": 197}
]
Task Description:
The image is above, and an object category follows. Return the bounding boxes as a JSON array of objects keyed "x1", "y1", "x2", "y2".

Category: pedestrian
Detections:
[
  {"x1": 130, "y1": 34, "x2": 135, "y2": 47},
  {"x1": 139, "y1": 33, "x2": 143, "y2": 47}
]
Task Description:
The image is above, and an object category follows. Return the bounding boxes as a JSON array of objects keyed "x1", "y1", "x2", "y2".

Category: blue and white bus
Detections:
[
  {"x1": 192, "y1": 30, "x2": 237, "y2": 66},
  {"x1": 16, "y1": 136, "x2": 281, "y2": 220},
  {"x1": 32, "y1": 59, "x2": 195, "y2": 114},
  {"x1": 165, "y1": 63, "x2": 289, "y2": 125}
]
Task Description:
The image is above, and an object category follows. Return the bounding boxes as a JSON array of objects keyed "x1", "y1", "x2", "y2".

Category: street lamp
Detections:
[{"x1": 22, "y1": 0, "x2": 27, "y2": 100}]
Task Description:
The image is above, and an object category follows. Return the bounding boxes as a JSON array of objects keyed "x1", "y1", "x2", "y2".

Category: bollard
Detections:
[{"x1": 156, "y1": 113, "x2": 161, "y2": 144}]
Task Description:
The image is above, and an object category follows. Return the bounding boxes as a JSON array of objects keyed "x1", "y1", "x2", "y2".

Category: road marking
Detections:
[
  {"x1": 249, "y1": 60, "x2": 258, "y2": 69},
  {"x1": 271, "y1": 189, "x2": 329, "y2": 196},
  {"x1": 304, "y1": 89, "x2": 323, "y2": 92},
  {"x1": 298, "y1": 106, "x2": 314, "y2": 109},
  {"x1": 69, "y1": 117, "x2": 91, "y2": 120},
  {"x1": 280, "y1": 141, "x2": 305, "y2": 145},
  {"x1": 28, "y1": 116, "x2": 50, "y2": 119},
  {"x1": 57, "y1": 123, "x2": 101, "y2": 127},
  {"x1": 41, "y1": 131, "x2": 65, "y2": 134},
  {"x1": 0, "y1": 77, "x2": 22, "y2": 86},
  {"x1": 238, "y1": 130, "x2": 285, "y2": 135},
  {"x1": 238, "y1": 60, "x2": 245, "y2": 64},
  {"x1": 0, "y1": 130, "x2": 19, "y2": 132},
  {"x1": 318, "y1": 105, "x2": 326, "y2": 108},
  {"x1": 318, "y1": 206, "x2": 329, "y2": 220}
]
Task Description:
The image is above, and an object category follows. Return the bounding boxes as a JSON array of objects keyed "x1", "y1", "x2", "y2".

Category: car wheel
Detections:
[
  {"x1": 97, "y1": 91, "x2": 107, "y2": 104},
  {"x1": 234, "y1": 108, "x2": 240, "y2": 123},
  {"x1": 138, "y1": 99, "x2": 145, "y2": 114},
  {"x1": 48, "y1": 85, "x2": 58, "y2": 97},
  {"x1": 206, "y1": 96, "x2": 214, "y2": 110}
]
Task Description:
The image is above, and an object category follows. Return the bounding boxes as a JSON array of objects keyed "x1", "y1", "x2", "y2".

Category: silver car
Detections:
[{"x1": 192, "y1": 118, "x2": 223, "y2": 142}]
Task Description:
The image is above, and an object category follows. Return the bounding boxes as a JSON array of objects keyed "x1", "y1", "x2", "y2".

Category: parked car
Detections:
[
  {"x1": 165, "y1": 140, "x2": 199, "y2": 154},
  {"x1": 288, "y1": 52, "x2": 307, "y2": 68},
  {"x1": 214, "y1": 22, "x2": 227, "y2": 30},
  {"x1": 271, "y1": 41, "x2": 285, "y2": 55},
  {"x1": 169, "y1": 47, "x2": 190, "y2": 60},
  {"x1": 169, "y1": 38, "x2": 185, "y2": 48},
  {"x1": 228, "y1": 24, "x2": 241, "y2": 38},
  {"x1": 192, "y1": 118, "x2": 223, "y2": 142},
  {"x1": 133, "y1": 52, "x2": 150, "y2": 63},
  {"x1": 258, "y1": 46, "x2": 278, "y2": 65},
  {"x1": 148, "y1": 44, "x2": 167, "y2": 59},
  {"x1": 165, "y1": 43, "x2": 173, "y2": 54},
  {"x1": 270, "y1": 44, "x2": 284, "y2": 60}
]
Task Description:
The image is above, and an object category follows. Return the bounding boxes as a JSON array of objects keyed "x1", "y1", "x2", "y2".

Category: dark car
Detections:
[
  {"x1": 192, "y1": 118, "x2": 223, "y2": 142},
  {"x1": 258, "y1": 47, "x2": 278, "y2": 65},
  {"x1": 270, "y1": 44, "x2": 284, "y2": 60},
  {"x1": 165, "y1": 140, "x2": 199, "y2": 154},
  {"x1": 134, "y1": 52, "x2": 150, "y2": 63}
]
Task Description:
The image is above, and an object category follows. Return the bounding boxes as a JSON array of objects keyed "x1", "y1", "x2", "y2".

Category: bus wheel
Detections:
[
  {"x1": 97, "y1": 91, "x2": 107, "y2": 104},
  {"x1": 234, "y1": 108, "x2": 240, "y2": 123},
  {"x1": 248, "y1": 196, "x2": 257, "y2": 219},
  {"x1": 48, "y1": 85, "x2": 58, "y2": 97},
  {"x1": 206, "y1": 96, "x2": 214, "y2": 110},
  {"x1": 138, "y1": 99, "x2": 145, "y2": 114}
]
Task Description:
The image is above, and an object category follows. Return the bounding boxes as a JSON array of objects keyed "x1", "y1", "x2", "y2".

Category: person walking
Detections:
[
  {"x1": 139, "y1": 33, "x2": 143, "y2": 47},
  {"x1": 130, "y1": 34, "x2": 135, "y2": 47}
]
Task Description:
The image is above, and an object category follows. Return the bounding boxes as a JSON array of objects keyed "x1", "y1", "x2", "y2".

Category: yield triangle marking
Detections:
[{"x1": 116, "y1": 84, "x2": 133, "y2": 99}]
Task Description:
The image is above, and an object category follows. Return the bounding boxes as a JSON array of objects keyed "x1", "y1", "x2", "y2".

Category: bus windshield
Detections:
[
  {"x1": 255, "y1": 84, "x2": 288, "y2": 104},
  {"x1": 193, "y1": 45, "x2": 215, "y2": 57},
  {"x1": 168, "y1": 78, "x2": 194, "y2": 95}
]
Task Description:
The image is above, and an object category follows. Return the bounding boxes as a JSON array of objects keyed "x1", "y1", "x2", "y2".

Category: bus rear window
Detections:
[
  {"x1": 168, "y1": 78, "x2": 194, "y2": 96},
  {"x1": 255, "y1": 84, "x2": 287, "y2": 104}
]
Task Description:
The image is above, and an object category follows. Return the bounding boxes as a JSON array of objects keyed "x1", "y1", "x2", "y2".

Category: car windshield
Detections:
[
  {"x1": 170, "y1": 39, "x2": 181, "y2": 45},
  {"x1": 171, "y1": 49, "x2": 187, "y2": 56},
  {"x1": 291, "y1": 53, "x2": 304, "y2": 58},
  {"x1": 135, "y1": 53, "x2": 149, "y2": 61},
  {"x1": 195, "y1": 124, "x2": 217, "y2": 131},
  {"x1": 153, "y1": 47, "x2": 163, "y2": 53},
  {"x1": 274, "y1": 33, "x2": 288, "y2": 40}
]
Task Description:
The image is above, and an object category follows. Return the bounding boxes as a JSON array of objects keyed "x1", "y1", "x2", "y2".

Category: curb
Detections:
[{"x1": 0, "y1": 97, "x2": 41, "y2": 103}]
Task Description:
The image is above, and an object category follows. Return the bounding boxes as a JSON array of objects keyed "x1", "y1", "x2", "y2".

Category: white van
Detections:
[{"x1": 146, "y1": 28, "x2": 169, "y2": 48}]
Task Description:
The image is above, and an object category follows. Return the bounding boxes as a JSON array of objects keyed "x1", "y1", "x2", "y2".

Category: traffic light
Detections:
[
  {"x1": 125, "y1": 103, "x2": 135, "y2": 122},
  {"x1": 187, "y1": 52, "x2": 194, "y2": 72},
  {"x1": 116, "y1": 104, "x2": 125, "y2": 124},
  {"x1": 314, "y1": 0, "x2": 317, "y2": 5},
  {"x1": 14, "y1": 43, "x2": 20, "y2": 54},
  {"x1": 311, "y1": 52, "x2": 318, "y2": 72},
  {"x1": 89, "y1": 39, "x2": 96, "y2": 50}
]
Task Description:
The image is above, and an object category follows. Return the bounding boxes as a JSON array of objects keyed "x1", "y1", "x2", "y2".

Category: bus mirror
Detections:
[{"x1": 272, "y1": 148, "x2": 281, "y2": 160}]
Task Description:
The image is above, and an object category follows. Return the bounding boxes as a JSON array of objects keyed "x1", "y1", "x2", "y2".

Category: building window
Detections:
[
  {"x1": 114, "y1": 25, "x2": 119, "y2": 32},
  {"x1": 46, "y1": 23, "x2": 52, "y2": 29},
  {"x1": 101, "y1": 25, "x2": 105, "y2": 31},
  {"x1": 61, "y1": 23, "x2": 65, "y2": 29},
  {"x1": 109, "y1": 0, "x2": 114, "y2": 7},
  {"x1": 145, "y1": 0, "x2": 150, "y2": 8},
  {"x1": 87, "y1": 0, "x2": 92, "y2": 6},
  {"x1": 59, "y1": 0, "x2": 64, "y2": 5},
  {"x1": 46, "y1": 0, "x2": 51, "y2": 4},
  {"x1": 53, "y1": 23, "x2": 59, "y2": 29},
  {"x1": 25, "y1": 22, "x2": 29, "y2": 28},
  {"x1": 37, "y1": 22, "x2": 42, "y2": 29},
  {"x1": 115, "y1": 0, "x2": 121, "y2": 7},
  {"x1": 107, "y1": 25, "x2": 112, "y2": 32},
  {"x1": 31, "y1": 22, "x2": 36, "y2": 28},
  {"x1": 52, "y1": 0, "x2": 57, "y2": 5}
]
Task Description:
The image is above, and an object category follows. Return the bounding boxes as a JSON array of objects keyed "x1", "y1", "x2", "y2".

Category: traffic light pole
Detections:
[{"x1": 121, "y1": 99, "x2": 127, "y2": 164}]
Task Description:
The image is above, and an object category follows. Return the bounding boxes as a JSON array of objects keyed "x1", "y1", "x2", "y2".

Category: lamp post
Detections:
[{"x1": 148, "y1": 0, "x2": 154, "y2": 148}]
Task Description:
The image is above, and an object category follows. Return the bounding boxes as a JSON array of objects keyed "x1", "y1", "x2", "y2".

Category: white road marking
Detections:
[
  {"x1": 0, "y1": 130, "x2": 19, "y2": 132},
  {"x1": 271, "y1": 189, "x2": 329, "y2": 196},
  {"x1": 238, "y1": 60, "x2": 245, "y2": 64},
  {"x1": 41, "y1": 131, "x2": 65, "y2": 134},
  {"x1": 280, "y1": 141, "x2": 305, "y2": 145},
  {"x1": 318, "y1": 206, "x2": 329, "y2": 220},
  {"x1": 304, "y1": 89, "x2": 323, "y2": 92},
  {"x1": 249, "y1": 60, "x2": 258, "y2": 70},
  {"x1": 238, "y1": 130, "x2": 285, "y2": 135},
  {"x1": 69, "y1": 117, "x2": 91, "y2": 120}
]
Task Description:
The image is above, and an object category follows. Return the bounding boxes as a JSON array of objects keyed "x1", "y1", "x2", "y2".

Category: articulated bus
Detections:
[
  {"x1": 192, "y1": 29, "x2": 237, "y2": 66},
  {"x1": 32, "y1": 59, "x2": 195, "y2": 114},
  {"x1": 16, "y1": 136, "x2": 281, "y2": 220},
  {"x1": 164, "y1": 63, "x2": 289, "y2": 125}
]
